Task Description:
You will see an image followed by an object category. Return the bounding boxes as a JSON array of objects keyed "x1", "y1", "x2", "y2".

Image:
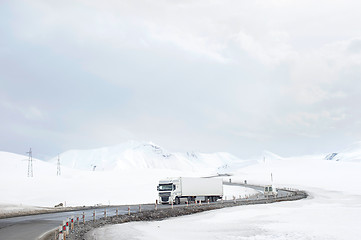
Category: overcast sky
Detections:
[{"x1": 1, "y1": 0, "x2": 361, "y2": 160}]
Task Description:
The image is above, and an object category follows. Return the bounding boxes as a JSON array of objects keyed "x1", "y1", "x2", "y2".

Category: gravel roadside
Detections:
[{"x1": 46, "y1": 191, "x2": 307, "y2": 240}]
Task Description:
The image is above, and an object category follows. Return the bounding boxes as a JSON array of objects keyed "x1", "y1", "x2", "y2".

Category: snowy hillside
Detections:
[
  {"x1": 0, "y1": 150, "x2": 196, "y2": 208},
  {"x1": 325, "y1": 141, "x2": 361, "y2": 162},
  {"x1": 50, "y1": 141, "x2": 245, "y2": 173},
  {"x1": 2, "y1": 140, "x2": 361, "y2": 214},
  {"x1": 87, "y1": 144, "x2": 361, "y2": 240},
  {"x1": 0, "y1": 142, "x2": 249, "y2": 209}
]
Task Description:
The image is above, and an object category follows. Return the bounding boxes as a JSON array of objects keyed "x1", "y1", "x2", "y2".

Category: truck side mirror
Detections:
[{"x1": 173, "y1": 185, "x2": 176, "y2": 190}]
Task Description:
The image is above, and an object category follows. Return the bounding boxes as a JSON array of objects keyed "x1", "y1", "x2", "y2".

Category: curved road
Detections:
[{"x1": 0, "y1": 182, "x2": 298, "y2": 240}]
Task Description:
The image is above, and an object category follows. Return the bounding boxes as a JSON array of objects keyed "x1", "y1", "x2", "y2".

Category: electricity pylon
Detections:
[
  {"x1": 26, "y1": 148, "x2": 33, "y2": 177},
  {"x1": 56, "y1": 155, "x2": 61, "y2": 176},
  {"x1": 57, "y1": 155, "x2": 61, "y2": 176}
]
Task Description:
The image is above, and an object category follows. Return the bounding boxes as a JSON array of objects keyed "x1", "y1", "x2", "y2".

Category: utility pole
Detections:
[
  {"x1": 26, "y1": 148, "x2": 33, "y2": 177},
  {"x1": 57, "y1": 155, "x2": 61, "y2": 176}
]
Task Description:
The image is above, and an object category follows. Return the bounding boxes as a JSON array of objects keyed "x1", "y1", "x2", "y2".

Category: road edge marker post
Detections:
[
  {"x1": 93, "y1": 210, "x2": 96, "y2": 222},
  {"x1": 58, "y1": 225, "x2": 62, "y2": 240},
  {"x1": 116, "y1": 208, "x2": 119, "y2": 217},
  {"x1": 128, "y1": 206, "x2": 130, "y2": 215},
  {"x1": 71, "y1": 216, "x2": 74, "y2": 231},
  {"x1": 62, "y1": 220, "x2": 66, "y2": 240},
  {"x1": 66, "y1": 218, "x2": 69, "y2": 235}
]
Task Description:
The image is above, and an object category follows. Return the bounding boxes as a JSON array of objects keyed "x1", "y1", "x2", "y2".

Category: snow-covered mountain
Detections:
[
  {"x1": 2, "y1": 140, "x2": 361, "y2": 209},
  {"x1": 0, "y1": 141, "x2": 250, "y2": 208},
  {"x1": 325, "y1": 141, "x2": 361, "y2": 162},
  {"x1": 50, "y1": 141, "x2": 246, "y2": 173}
]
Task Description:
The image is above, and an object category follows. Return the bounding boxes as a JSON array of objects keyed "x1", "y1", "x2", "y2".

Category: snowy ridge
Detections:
[
  {"x1": 50, "y1": 141, "x2": 244, "y2": 172},
  {"x1": 325, "y1": 141, "x2": 361, "y2": 162}
]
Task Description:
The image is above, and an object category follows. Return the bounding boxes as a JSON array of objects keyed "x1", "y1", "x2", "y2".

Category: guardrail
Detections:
[{"x1": 42, "y1": 185, "x2": 307, "y2": 240}]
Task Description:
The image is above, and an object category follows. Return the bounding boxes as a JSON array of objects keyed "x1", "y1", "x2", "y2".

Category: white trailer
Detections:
[{"x1": 157, "y1": 177, "x2": 223, "y2": 204}]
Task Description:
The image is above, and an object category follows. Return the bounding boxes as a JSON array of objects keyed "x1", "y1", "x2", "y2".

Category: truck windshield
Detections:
[{"x1": 158, "y1": 184, "x2": 173, "y2": 191}]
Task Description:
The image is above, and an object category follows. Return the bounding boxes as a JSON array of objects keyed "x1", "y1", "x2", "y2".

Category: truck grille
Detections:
[
  {"x1": 159, "y1": 192, "x2": 170, "y2": 202},
  {"x1": 161, "y1": 196, "x2": 169, "y2": 202},
  {"x1": 159, "y1": 192, "x2": 171, "y2": 197}
]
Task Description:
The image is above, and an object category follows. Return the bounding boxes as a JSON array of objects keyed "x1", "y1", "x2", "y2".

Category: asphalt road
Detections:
[
  {"x1": 0, "y1": 204, "x2": 166, "y2": 240},
  {"x1": 0, "y1": 183, "x2": 293, "y2": 240}
]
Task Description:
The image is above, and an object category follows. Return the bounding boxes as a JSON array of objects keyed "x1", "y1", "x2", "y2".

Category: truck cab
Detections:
[
  {"x1": 264, "y1": 185, "x2": 278, "y2": 197},
  {"x1": 157, "y1": 179, "x2": 181, "y2": 204}
]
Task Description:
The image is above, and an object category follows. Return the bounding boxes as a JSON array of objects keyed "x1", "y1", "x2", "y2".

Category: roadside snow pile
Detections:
[
  {"x1": 0, "y1": 204, "x2": 50, "y2": 214},
  {"x1": 223, "y1": 185, "x2": 259, "y2": 200}
]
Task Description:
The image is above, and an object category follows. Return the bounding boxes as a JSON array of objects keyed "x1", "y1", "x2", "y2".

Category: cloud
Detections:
[
  {"x1": 2, "y1": 0, "x2": 361, "y2": 158},
  {"x1": 1, "y1": 100, "x2": 46, "y2": 121},
  {"x1": 284, "y1": 37, "x2": 361, "y2": 105},
  {"x1": 347, "y1": 38, "x2": 361, "y2": 54}
]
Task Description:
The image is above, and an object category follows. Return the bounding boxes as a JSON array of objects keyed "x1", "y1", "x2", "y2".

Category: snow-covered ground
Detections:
[
  {"x1": 88, "y1": 189, "x2": 361, "y2": 240},
  {"x1": 0, "y1": 141, "x2": 250, "y2": 213},
  {"x1": 1, "y1": 140, "x2": 361, "y2": 239},
  {"x1": 85, "y1": 141, "x2": 361, "y2": 240}
]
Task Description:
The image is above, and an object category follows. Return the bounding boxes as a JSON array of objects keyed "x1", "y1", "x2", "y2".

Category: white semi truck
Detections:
[
  {"x1": 264, "y1": 185, "x2": 278, "y2": 197},
  {"x1": 157, "y1": 177, "x2": 223, "y2": 204}
]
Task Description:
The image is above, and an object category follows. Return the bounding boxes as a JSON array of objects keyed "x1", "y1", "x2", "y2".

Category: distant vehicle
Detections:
[
  {"x1": 157, "y1": 177, "x2": 223, "y2": 204},
  {"x1": 264, "y1": 185, "x2": 278, "y2": 197}
]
